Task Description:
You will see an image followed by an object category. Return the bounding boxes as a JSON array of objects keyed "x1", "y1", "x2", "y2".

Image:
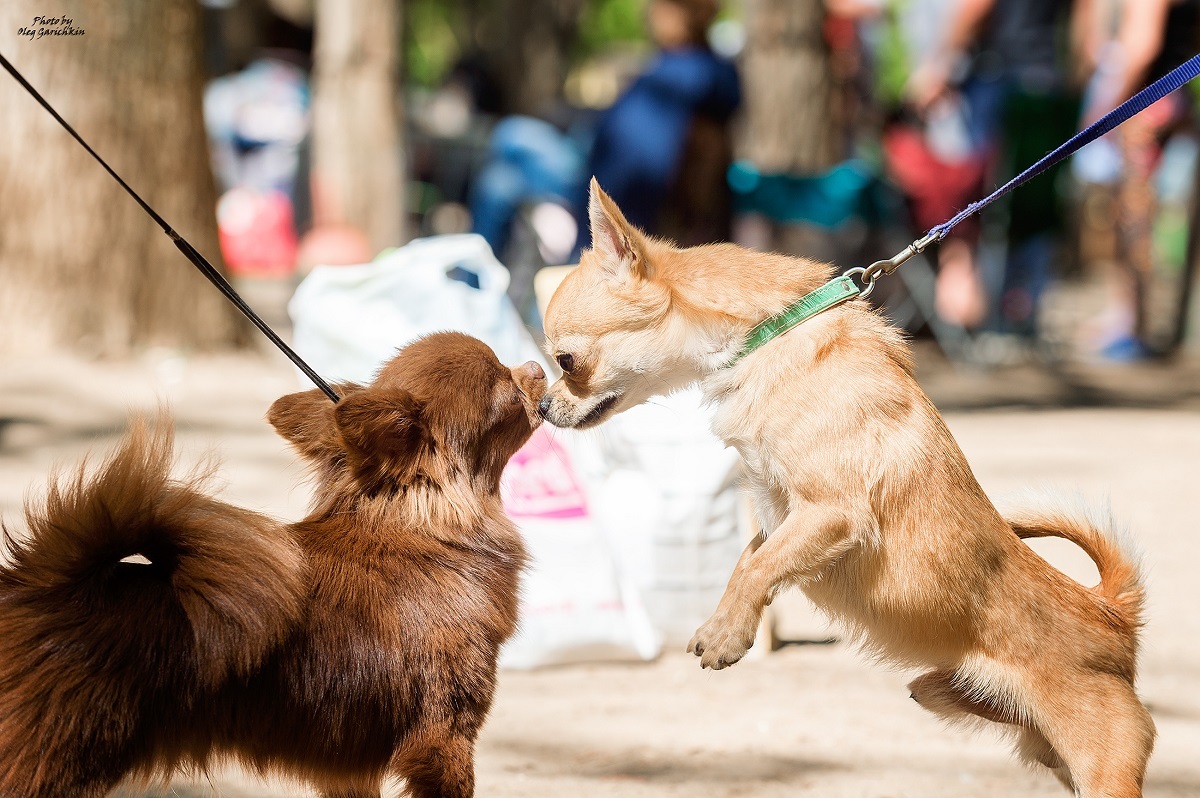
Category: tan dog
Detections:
[{"x1": 539, "y1": 180, "x2": 1155, "y2": 798}]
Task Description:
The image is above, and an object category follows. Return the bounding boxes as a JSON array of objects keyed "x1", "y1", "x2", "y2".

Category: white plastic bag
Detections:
[
  {"x1": 289, "y1": 234, "x2": 543, "y2": 381},
  {"x1": 498, "y1": 427, "x2": 661, "y2": 668},
  {"x1": 586, "y1": 389, "x2": 747, "y2": 645}
]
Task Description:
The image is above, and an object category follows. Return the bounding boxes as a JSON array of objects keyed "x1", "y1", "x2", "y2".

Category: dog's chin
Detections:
[
  {"x1": 570, "y1": 393, "x2": 621, "y2": 430},
  {"x1": 520, "y1": 408, "x2": 545, "y2": 432}
]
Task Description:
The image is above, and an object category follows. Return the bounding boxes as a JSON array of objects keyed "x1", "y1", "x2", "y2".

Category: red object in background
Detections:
[
  {"x1": 823, "y1": 12, "x2": 858, "y2": 51},
  {"x1": 295, "y1": 223, "x2": 374, "y2": 273},
  {"x1": 883, "y1": 124, "x2": 989, "y2": 239},
  {"x1": 217, "y1": 187, "x2": 299, "y2": 277}
]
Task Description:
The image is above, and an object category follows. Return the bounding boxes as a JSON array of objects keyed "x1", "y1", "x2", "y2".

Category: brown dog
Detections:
[
  {"x1": 0, "y1": 331, "x2": 546, "y2": 798},
  {"x1": 538, "y1": 180, "x2": 1155, "y2": 797}
]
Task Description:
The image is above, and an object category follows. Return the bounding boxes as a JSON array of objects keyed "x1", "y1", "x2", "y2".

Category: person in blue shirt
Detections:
[{"x1": 576, "y1": 0, "x2": 741, "y2": 253}]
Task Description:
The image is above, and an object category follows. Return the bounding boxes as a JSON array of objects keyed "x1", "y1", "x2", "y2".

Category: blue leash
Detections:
[{"x1": 846, "y1": 52, "x2": 1200, "y2": 296}]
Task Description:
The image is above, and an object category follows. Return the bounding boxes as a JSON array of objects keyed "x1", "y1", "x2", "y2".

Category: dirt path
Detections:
[{"x1": 2, "y1": 351, "x2": 1197, "y2": 797}]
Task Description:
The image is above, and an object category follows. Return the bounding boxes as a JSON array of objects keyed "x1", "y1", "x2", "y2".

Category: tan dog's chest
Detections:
[{"x1": 702, "y1": 342, "x2": 1009, "y2": 659}]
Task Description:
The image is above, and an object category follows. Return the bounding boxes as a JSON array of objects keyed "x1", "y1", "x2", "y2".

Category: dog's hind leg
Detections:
[
  {"x1": 907, "y1": 668, "x2": 1023, "y2": 725},
  {"x1": 688, "y1": 503, "x2": 856, "y2": 670},
  {"x1": 1015, "y1": 726, "x2": 1074, "y2": 792},
  {"x1": 395, "y1": 731, "x2": 477, "y2": 798},
  {"x1": 909, "y1": 669, "x2": 1079, "y2": 792},
  {"x1": 1032, "y1": 675, "x2": 1155, "y2": 798}
]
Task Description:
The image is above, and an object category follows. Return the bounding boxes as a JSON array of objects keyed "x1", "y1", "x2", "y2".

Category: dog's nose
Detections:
[
  {"x1": 538, "y1": 395, "x2": 552, "y2": 419},
  {"x1": 521, "y1": 361, "x2": 545, "y2": 381}
]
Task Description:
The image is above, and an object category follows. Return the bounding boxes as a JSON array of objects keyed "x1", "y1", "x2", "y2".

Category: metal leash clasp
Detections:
[{"x1": 843, "y1": 231, "x2": 941, "y2": 299}]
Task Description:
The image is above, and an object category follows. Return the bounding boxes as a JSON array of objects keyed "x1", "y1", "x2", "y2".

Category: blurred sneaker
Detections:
[{"x1": 1098, "y1": 334, "x2": 1151, "y2": 362}]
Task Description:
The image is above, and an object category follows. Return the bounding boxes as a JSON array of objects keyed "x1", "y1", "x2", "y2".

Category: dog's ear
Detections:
[
  {"x1": 333, "y1": 387, "x2": 432, "y2": 489},
  {"x1": 268, "y1": 387, "x2": 346, "y2": 462},
  {"x1": 588, "y1": 177, "x2": 651, "y2": 282}
]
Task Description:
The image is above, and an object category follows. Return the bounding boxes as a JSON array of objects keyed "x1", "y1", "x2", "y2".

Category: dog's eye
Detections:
[{"x1": 556, "y1": 353, "x2": 574, "y2": 373}]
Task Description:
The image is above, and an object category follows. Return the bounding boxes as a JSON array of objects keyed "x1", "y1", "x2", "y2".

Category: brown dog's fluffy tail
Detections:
[
  {"x1": 0, "y1": 417, "x2": 304, "y2": 797},
  {"x1": 1005, "y1": 498, "x2": 1146, "y2": 627}
]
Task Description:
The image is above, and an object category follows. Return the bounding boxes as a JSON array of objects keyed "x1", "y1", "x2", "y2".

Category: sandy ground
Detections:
[{"x1": 2, "y1": 343, "x2": 1199, "y2": 797}]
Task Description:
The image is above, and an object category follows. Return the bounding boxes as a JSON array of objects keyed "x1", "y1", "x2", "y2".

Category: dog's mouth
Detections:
[{"x1": 577, "y1": 393, "x2": 620, "y2": 428}]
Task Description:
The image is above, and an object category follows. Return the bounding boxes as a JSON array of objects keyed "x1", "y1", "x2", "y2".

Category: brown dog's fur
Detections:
[
  {"x1": 0, "y1": 332, "x2": 546, "y2": 798},
  {"x1": 539, "y1": 180, "x2": 1156, "y2": 797}
]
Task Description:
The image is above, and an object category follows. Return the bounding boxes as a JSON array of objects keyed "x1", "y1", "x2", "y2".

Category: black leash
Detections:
[{"x1": 0, "y1": 51, "x2": 341, "y2": 403}]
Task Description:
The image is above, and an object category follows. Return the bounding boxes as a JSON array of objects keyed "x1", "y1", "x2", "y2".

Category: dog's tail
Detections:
[
  {"x1": 0, "y1": 417, "x2": 304, "y2": 795},
  {"x1": 1005, "y1": 498, "x2": 1145, "y2": 627}
]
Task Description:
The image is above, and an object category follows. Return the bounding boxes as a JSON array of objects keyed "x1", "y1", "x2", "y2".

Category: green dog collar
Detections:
[{"x1": 725, "y1": 274, "x2": 861, "y2": 367}]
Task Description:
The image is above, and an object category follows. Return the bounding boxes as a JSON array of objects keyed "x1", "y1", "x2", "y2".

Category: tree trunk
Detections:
[
  {"x1": 484, "y1": 0, "x2": 583, "y2": 117},
  {"x1": 311, "y1": 0, "x2": 407, "y2": 253},
  {"x1": 0, "y1": 0, "x2": 246, "y2": 356},
  {"x1": 461, "y1": 0, "x2": 585, "y2": 117},
  {"x1": 739, "y1": 0, "x2": 839, "y2": 175}
]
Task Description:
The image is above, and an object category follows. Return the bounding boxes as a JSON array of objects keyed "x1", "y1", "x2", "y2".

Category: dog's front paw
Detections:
[{"x1": 686, "y1": 613, "x2": 755, "y2": 670}]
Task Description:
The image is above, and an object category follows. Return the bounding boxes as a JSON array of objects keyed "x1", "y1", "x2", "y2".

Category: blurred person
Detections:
[
  {"x1": 904, "y1": 0, "x2": 1082, "y2": 340},
  {"x1": 469, "y1": 115, "x2": 585, "y2": 260},
  {"x1": 575, "y1": 0, "x2": 741, "y2": 254},
  {"x1": 204, "y1": 58, "x2": 310, "y2": 276},
  {"x1": 466, "y1": 112, "x2": 587, "y2": 325},
  {"x1": 875, "y1": 0, "x2": 990, "y2": 330},
  {"x1": 1074, "y1": 0, "x2": 1200, "y2": 359}
]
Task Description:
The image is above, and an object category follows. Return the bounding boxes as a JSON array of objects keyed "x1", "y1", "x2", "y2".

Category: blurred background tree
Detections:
[
  {"x1": 0, "y1": 0, "x2": 247, "y2": 356},
  {"x1": 472, "y1": 0, "x2": 590, "y2": 116},
  {"x1": 311, "y1": 0, "x2": 408, "y2": 251},
  {"x1": 406, "y1": 0, "x2": 639, "y2": 114},
  {"x1": 738, "y1": 0, "x2": 837, "y2": 174}
]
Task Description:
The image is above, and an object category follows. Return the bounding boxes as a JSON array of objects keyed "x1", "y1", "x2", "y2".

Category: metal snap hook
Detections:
[
  {"x1": 840, "y1": 231, "x2": 941, "y2": 300},
  {"x1": 843, "y1": 266, "x2": 878, "y2": 299}
]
